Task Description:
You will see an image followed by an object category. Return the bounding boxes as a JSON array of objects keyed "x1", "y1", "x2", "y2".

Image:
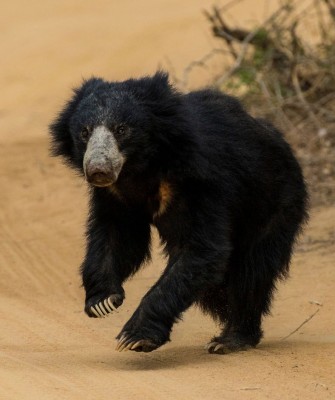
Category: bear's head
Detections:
[{"x1": 49, "y1": 72, "x2": 190, "y2": 188}]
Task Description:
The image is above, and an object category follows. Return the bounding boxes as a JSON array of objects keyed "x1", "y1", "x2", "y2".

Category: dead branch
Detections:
[
  {"x1": 189, "y1": 0, "x2": 335, "y2": 204},
  {"x1": 281, "y1": 308, "x2": 320, "y2": 341},
  {"x1": 208, "y1": 3, "x2": 298, "y2": 87},
  {"x1": 322, "y1": 0, "x2": 335, "y2": 20},
  {"x1": 291, "y1": 67, "x2": 322, "y2": 128},
  {"x1": 178, "y1": 48, "x2": 228, "y2": 90},
  {"x1": 203, "y1": 7, "x2": 238, "y2": 59}
]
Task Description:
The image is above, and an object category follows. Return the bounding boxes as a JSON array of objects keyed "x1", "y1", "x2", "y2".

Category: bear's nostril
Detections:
[
  {"x1": 91, "y1": 172, "x2": 107, "y2": 182},
  {"x1": 86, "y1": 170, "x2": 115, "y2": 187}
]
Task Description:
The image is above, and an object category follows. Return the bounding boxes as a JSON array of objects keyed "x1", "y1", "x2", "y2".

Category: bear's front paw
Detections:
[
  {"x1": 115, "y1": 312, "x2": 170, "y2": 353},
  {"x1": 85, "y1": 293, "x2": 124, "y2": 318},
  {"x1": 115, "y1": 330, "x2": 166, "y2": 353},
  {"x1": 115, "y1": 333, "x2": 160, "y2": 352}
]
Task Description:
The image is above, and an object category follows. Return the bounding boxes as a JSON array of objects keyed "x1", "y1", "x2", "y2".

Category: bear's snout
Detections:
[
  {"x1": 85, "y1": 164, "x2": 116, "y2": 187},
  {"x1": 83, "y1": 125, "x2": 125, "y2": 187}
]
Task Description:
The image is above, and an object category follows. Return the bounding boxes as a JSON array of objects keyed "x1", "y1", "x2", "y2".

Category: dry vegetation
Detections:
[{"x1": 178, "y1": 0, "x2": 335, "y2": 205}]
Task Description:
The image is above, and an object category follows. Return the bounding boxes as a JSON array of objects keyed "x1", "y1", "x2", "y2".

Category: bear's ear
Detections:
[
  {"x1": 49, "y1": 78, "x2": 104, "y2": 164},
  {"x1": 128, "y1": 71, "x2": 175, "y2": 104},
  {"x1": 140, "y1": 71, "x2": 171, "y2": 101},
  {"x1": 127, "y1": 71, "x2": 183, "y2": 125}
]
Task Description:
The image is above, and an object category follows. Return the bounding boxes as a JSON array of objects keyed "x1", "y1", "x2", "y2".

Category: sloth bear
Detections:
[{"x1": 50, "y1": 72, "x2": 308, "y2": 354}]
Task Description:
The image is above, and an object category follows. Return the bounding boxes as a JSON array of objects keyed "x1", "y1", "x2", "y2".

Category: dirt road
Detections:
[{"x1": 1, "y1": 1, "x2": 334, "y2": 399}]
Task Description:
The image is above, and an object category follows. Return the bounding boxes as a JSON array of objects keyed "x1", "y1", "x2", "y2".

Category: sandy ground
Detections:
[{"x1": 0, "y1": 1, "x2": 334, "y2": 399}]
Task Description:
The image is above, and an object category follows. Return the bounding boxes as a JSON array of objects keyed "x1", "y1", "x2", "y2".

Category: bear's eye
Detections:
[
  {"x1": 81, "y1": 127, "x2": 90, "y2": 142},
  {"x1": 116, "y1": 125, "x2": 127, "y2": 135}
]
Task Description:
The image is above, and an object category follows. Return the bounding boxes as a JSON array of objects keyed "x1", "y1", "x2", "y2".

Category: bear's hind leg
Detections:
[
  {"x1": 204, "y1": 228, "x2": 296, "y2": 354},
  {"x1": 199, "y1": 280, "x2": 263, "y2": 354},
  {"x1": 204, "y1": 295, "x2": 264, "y2": 355}
]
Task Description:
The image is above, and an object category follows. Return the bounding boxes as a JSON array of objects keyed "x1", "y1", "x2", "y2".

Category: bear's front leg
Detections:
[
  {"x1": 116, "y1": 306, "x2": 170, "y2": 352},
  {"x1": 82, "y1": 189, "x2": 151, "y2": 318},
  {"x1": 116, "y1": 248, "x2": 229, "y2": 352}
]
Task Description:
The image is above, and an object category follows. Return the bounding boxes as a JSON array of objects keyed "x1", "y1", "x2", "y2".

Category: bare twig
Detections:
[
  {"x1": 322, "y1": 0, "x2": 335, "y2": 21},
  {"x1": 214, "y1": 30, "x2": 259, "y2": 86},
  {"x1": 213, "y1": 3, "x2": 293, "y2": 87},
  {"x1": 314, "y1": 0, "x2": 328, "y2": 40},
  {"x1": 198, "y1": 0, "x2": 335, "y2": 205},
  {"x1": 309, "y1": 300, "x2": 323, "y2": 306},
  {"x1": 210, "y1": 7, "x2": 239, "y2": 59},
  {"x1": 178, "y1": 48, "x2": 228, "y2": 90},
  {"x1": 291, "y1": 67, "x2": 322, "y2": 128},
  {"x1": 281, "y1": 308, "x2": 320, "y2": 341},
  {"x1": 255, "y1": 74, "x2": 297, "y2": 132},
  {"x1": 216, "y1": 0, "x2": 246, "y2": 14}
]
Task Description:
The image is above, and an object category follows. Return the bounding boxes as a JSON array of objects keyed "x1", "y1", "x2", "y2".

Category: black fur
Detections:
[{"x1": 50, "y1": 72, "x2": 308, "y2": 353}]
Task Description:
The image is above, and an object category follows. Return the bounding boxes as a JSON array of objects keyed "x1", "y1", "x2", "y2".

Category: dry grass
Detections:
[{"x1": 178, "y1": 0, "x2": 335, "y2": 205}]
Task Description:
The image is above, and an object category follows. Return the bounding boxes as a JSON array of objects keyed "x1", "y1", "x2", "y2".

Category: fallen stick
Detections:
[{"x1": 281, "y1": 308, "x2": 320, "y2": 341}]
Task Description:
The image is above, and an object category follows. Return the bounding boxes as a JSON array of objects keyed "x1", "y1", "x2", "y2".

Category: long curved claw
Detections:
[
  {"x1": 108, "y1": 297, "x2": 118, "y2": 311},
  {"x1": 129, "y1": 340, "x2": 144, "y2": 350},
  {"x1": 204, "y1": 341, "x2": 217, "y2": 351},
  {"x1": 118, "y1": 340, "x2": 131, "y2": 352},
  {"x1": 94, "y1": 304, "x2": 105, "y2": 317},
  {"x1": 90, "y1": 306, "x2": 101, "y2": 318},
  {"x1": 115, "y1": 335, "x2": 128, "y2": 351},
  {"x1": 214, "y1": 344, "x2": 225, "y2": 353},
  {"x1": 98, "y1": 302, "x2": 108, "y2": 316},
  {"x1": 103, "y1": 299, "x2": 113, "y2": 314}
]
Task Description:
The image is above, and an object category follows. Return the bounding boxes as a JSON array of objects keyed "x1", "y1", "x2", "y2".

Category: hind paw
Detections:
[{"x1": 205, "y1": 340, "x2": 252, "y2": 354}]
